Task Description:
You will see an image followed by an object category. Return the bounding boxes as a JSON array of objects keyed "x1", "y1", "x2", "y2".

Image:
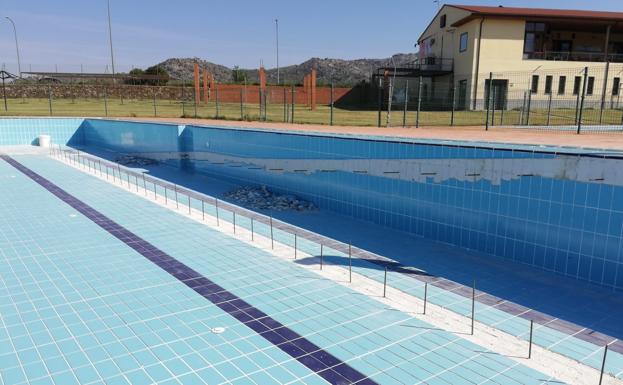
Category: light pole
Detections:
[
  {"x1": 5, "y1": 17, "x2": 21, "y2": 78},
  {"x1": 107, "y1": 0, "x2": 116, "y2": 80},
  {"x1": 275, "y1": 19, "x2": 279, "y2": 84}
]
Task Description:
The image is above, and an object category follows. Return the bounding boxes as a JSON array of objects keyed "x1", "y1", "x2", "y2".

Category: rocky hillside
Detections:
[{"x1": 156, "y1": 53, "x2": 418, "y2": 86}]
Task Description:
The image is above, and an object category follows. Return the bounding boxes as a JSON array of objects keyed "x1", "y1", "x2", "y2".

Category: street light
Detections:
[
  {"x1": 275, "y1": 19, "x2": 279, "y2": 84},
  {"x1": 5, "y1": 17, "x2": 21, "y2": 78},
  {"x1": 107, "y1": 0, "x2": 116, "y2": 80}
]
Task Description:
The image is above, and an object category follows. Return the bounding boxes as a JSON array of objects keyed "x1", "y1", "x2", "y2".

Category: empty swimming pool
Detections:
[{"x1": 1, "y1": 117, "x2": 622, "y2": 384}]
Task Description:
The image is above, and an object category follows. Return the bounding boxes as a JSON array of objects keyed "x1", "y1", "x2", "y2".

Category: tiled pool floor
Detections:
[
  {"x1": 0, "y1": 153, "x2": 567, "y2": 385},
  {"x1": 66, "y1": 145, "x2": 623, "y2": 379},
  {"x1": 76, "y1": 145, "x2": 623, "y2": 338}
]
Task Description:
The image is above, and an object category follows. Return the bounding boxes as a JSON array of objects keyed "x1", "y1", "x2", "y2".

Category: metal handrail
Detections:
[
  {"x1": 525, "y1": 51, "x2": 623, "y2": 63},
  {"x1": 47, "y1": 145, "x2": 622, "y2": 378}
]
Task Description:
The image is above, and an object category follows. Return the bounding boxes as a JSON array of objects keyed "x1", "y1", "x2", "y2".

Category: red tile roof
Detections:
[{"x1": 450, "y1": 4, "x2": 623, "y2": 26}]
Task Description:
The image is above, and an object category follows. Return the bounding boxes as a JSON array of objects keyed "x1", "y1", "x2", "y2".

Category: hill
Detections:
[{"x1": 156, "y1": 53, "x2": 418, "y2": 86}]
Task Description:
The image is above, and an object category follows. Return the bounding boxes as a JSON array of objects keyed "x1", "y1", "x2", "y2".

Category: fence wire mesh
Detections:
[{"x1": 1, "y1": 65, "x2": 622, "y2": 133}]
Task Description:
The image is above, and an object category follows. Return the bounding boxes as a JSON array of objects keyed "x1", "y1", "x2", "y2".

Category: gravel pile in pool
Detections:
[
  {"x1": 224, "y1": 186, "x2": 316, "y2": 211},
  {"x1": 115, "y1": 155, "x2": 159, "y2": 167}
]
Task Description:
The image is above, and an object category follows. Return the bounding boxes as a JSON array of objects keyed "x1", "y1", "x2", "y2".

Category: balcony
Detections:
[
  {"x1": 524, "y1": 51, "x2": 623, "y2": 63},
  {"x1": 375, "y1": 58, "x2": 453, "y2": 78}
]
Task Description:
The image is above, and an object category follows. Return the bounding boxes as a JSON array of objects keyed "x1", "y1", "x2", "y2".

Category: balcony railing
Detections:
[
  {"x1": 406, "y1": 57, "x2": 454, "y2": 72},
  {"x1": 524, "y1": 51, "x2": 623, "y2": 63}
]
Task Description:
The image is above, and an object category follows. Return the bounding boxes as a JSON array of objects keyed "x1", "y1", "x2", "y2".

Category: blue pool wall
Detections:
[
  {"x1": 0, "y1": 117, "x2": 85, "y2": 146},
  {"x1": 1, "y1": 118, "x2": 622, "y2": 290}
]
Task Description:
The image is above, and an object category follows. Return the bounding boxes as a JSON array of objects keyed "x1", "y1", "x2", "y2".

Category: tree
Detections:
[
  {"x1": 232, "y1": 66, "x2": 247, "y2": 83},
  {"x1": 125, "y1": 66, "x2": 169, "y2": 86},
  {"x1": 125, "y1": 68, "x2": 145, "y2": 85},
  {"x1": 144, "y1": 65, "x2": 169, "y2": 86}
]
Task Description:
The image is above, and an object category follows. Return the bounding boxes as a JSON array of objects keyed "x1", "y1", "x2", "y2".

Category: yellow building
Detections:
[{"x1": 416, "y1": 5, "x2": 623, "y2": 111}]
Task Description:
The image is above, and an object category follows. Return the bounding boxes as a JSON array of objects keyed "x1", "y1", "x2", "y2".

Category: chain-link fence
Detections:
[{"x1": 1, "y1": 65, "x2": 622, "y2": 133}]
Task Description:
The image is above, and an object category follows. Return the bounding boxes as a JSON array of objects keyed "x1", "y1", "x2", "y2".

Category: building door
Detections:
[
  {"x1": 484, "y1": 79, "x2": 508, "y2": 109},
  {"x1": 457, "y1": 80, "x2": 467, "y2": 110}
]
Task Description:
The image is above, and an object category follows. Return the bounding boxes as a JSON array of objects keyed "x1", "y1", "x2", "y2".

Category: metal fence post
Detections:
[
  {"x1": 485, "y1": 72, "x2": 492, "y2": 130},
  {"x1": 526, "y1": 91, "x2": 532, "y2": 126},
  {"x1": 201, "y1": 200, "x2": 205, "y2": 220},
  {"x1": 491, "y1": 86, "x2": 496, "y2": 126},
  {"x1": 283, "y1": 87, "x2": 287, "y2": 122},
  {"x1": 152, "y1": 90, "x2": 157, "y2": 117},
  {"x1": 577, "y1": 66, "x2": 588, "y2": 134},
  {"x1": 546, "y1": 92, "x2": 552, "y2": 126},
  {"x1": 320, "y1": 244, "x2": 323, "y2": 270},
  {"x1": 519, "y1": 91, "x2": 526, "y2": 125},
  {"x1": 291, "y1": 85, "x2": 295, "y2": 123},
  {"x1": 599, "y1": 61, "x2": 609, "y2": 125},
  {"x1": 294, "y1": 233, "x2": 297, "y2": 259},
  {"x1": 193, "y1": 90, "x2": 197, "y2": 118},
  {"x1": 215, "y1": 87, "x2": 220, "y2": 118},
  {"x1": 1, "y1": 77, "x2": 7, "y2": 112},
  {"x1": 182, "y1": 79, "x2": 186, "y2": 116},
  {"x1": 233, "y1": 211, "x2": 236, "y2": 233},
  {"x1": 258, "y1": 88, "x2": 262, "y2": 121},
  {"x1": 330, "y1": 83, "x2": 334, "y2": 126},
  {"x1": 416, "y1": 76, "x2": 422, "y2": 128},
  {"x1": 450, "y1": 85, "x2": 456, "y2": 127},
  {"x1": 251, "y1": 218, "x2": 254, "y2": 241},
  {"x1": 403, "y1": 80, "x2": 409, "y2": 128},
  {"x1": 240, "y1": 88, "x2": 244, "y2": 120},
  {"x1": 104, "y1": 86, "x2": 108, "y2": 116},
  {"x1": 377, "y1": 78, "x2": 382, "y2": 128},
  {"x1": 48, "y1": 85, "x2": 53, "y2": 115}
]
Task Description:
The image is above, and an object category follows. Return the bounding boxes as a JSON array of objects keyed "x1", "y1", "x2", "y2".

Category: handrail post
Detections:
[
  {"x1": 423, "y1": 282, "x2": 428, "y2": 315},
  {"x1": 348, "y1": 243, "x2": 352, "y2": 283},
  {"x1": 471, "y1": 279, "x2": 476, "y2": 335},
  {"x1": 383, "y1": 266, "x2": 388, "y2": 298},
  {"x1": 599, "y1": 344, "x2": 609, "y2": 385},
  {"x1": 528, "y1": 320, "x2": 534, "y2": 359}
]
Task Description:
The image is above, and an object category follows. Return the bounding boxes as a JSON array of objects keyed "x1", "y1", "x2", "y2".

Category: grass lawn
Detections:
[{"x1": 1, "y1": 97, "x2": 622, "y2": 128}]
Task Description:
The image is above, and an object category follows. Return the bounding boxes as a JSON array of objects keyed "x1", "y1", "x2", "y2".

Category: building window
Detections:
[
  {"x1": 531, "y1": 75, "x2": 539, "y2": 94},
  {"x1": 459, "y1": 32, "x2": 468, "y2": 52},
  {"x1": 545, "y1": 75, "x2": 553, "y2": 94},
  {"x1": 558, "y1": 76, "x2": 566, "y2": 94},
  {"x1": 440, "y1": 14, "x2": 446, "y2": 28},
  {"x1": 524, "y1": 22, "x2": 547, "y2": 54},
  {"x1": 587, "y1": 77, "x2": 595, "y2": 95},
  {"x1": 573, "y1": 76, "x2": 581, "y2": 95},
  {"x1": 613, "y1": 77, "x2": 621, "y2": 96}
]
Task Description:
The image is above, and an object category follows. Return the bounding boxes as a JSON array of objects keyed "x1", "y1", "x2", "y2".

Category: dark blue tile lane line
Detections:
[{"x1": 1, "y1": 155, "x2": 378, "y2": 385}]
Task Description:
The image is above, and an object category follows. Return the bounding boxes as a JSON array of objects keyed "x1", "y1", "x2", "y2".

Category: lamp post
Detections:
[
  {"x1": 275, "y1": 19, "x2": 279, "y2": 84},
  {"x1": 107, "y1": 0, "x2": 116, "y2": 81},
  {"x1": 5, "y1": 17, "x2": 21, "y2": 78}
]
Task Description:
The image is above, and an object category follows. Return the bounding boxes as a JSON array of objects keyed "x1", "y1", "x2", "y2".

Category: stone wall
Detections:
[{"x1": 3, "y1": 84, "x2": 352, "y2": 105}]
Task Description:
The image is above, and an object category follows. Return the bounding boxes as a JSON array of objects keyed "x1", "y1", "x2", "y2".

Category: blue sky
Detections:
[{"x1": 0, "y1": 0, "x2": 620, "y2": 73}]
